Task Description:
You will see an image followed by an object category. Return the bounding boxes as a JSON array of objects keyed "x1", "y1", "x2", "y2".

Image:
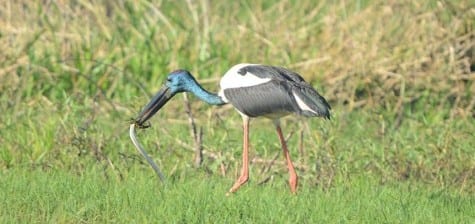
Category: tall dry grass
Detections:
[{"x1": 1, "y1": 1, "x2": 473, "y2": 114}]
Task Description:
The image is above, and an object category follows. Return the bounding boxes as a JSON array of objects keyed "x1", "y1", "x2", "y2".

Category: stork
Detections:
[{"x1": 134, "y1": 63, "x2": 331, "y2": 193}]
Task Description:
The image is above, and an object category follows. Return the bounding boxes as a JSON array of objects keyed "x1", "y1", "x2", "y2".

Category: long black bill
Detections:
[{"x1": 135, "y1": 86, "x2": 174, "y2": 127}]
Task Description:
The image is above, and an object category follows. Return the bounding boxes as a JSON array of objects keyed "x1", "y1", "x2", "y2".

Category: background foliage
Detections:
[{"x1": 0, "y1": 0, "x2": 474, "y2": 222}]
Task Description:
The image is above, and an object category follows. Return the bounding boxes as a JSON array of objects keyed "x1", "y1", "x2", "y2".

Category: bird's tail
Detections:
[{"x1": 295, "y1": 88, "x2": 331, "y2": 119}]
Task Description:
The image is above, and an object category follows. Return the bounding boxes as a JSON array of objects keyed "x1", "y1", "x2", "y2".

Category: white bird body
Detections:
[{"x1": 219, "y1": 63, "x2": 271, "y2": 93}]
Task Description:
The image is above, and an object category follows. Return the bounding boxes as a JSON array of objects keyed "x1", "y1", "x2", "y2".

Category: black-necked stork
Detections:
[{"x1": 134, "y1": 63, "x2": 331, "y2": 194}]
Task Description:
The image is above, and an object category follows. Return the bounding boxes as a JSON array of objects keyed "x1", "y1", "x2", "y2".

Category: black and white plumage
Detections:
[
  {"x1": 134, "y1": 63, "x2": 331, "y2": 194},
  {"x1": 219, "y1": 64, "x2": 331, "y2": 119}
]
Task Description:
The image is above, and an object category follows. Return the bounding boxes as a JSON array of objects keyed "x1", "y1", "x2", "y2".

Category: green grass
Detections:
[
  {"x1": 1, "y1": 100, "x2": 474, "y2": 222},
  {"x1": 1, "y1": 0, "x2": 474, "y2": 223},
  {"x1": 1, "y1": 168, "x2": 474, "y2": 223}
]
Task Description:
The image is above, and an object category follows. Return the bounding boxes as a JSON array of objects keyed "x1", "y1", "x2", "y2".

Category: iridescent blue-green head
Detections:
[
  {"x1": 134, "y1": 69, "x2": 224, "y2": 126},
  {"x1": 134, "y1": 70, "x2": 195, "y2": 125}
]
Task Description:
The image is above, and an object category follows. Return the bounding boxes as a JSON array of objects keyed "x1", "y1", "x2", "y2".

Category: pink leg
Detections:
[
  {"x1": 228, "y1": 116, "x2": 250, "y2": 193},
  {"x1": 275, "y1": 122, "x2": 298, "y2": 193}
]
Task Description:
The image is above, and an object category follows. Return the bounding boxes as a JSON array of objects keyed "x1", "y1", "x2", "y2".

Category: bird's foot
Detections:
[
  {"x1": 226, "y1": 175, "x2": 248, "y2": 195},
  {"x1": 289, "y1": 174, "x2": 298, "y2": 194}
]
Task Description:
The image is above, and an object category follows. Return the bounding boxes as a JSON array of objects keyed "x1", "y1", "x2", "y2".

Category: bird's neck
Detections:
[{"x1": 190, "y1": 83, "x2": 225, "y2": 105}]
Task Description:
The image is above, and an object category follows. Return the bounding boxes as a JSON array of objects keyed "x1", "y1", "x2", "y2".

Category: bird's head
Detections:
[
  {"x1": 134, "y1": 69, "x2": 197, "y2": 127},
  {"x1": 164, "y1": 69, "x2": 198, "y2": 93}
]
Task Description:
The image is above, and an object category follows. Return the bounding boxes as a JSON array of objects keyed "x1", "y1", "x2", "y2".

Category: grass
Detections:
[
  {"x1": 0, "y1": 0, "x2": 474, "y2": 223},
  {"x1": 1, "y1": 168, "x2": 474, "y2": 223}
]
